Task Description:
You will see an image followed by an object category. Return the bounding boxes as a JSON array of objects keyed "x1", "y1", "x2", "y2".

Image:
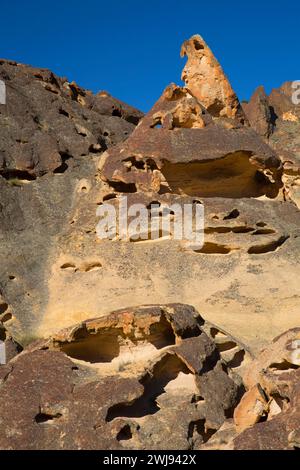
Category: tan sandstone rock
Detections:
[
  {"x1": 180, "y1": 35, "x2": 247, "y2": 123},
  {"x1": 233, "y1": 384, "x2": 268, "y2": 432}
]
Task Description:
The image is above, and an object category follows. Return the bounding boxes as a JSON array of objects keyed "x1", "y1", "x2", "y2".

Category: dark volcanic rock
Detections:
[
  {"x1": 0, "y1": 322, "x2": 22, "y2": 364},
  {"x1": 242, "y1": 86, "x2": 274, "y2": 138},
  {"x1": 269, "y1": 82, "x2": 300, "y2": 121},
  {"x1": 0, "y1": 59, "x2": 143, "y2": 178},
  {"x1": 234, "y1": 329, "x2": 300, "y2": 450},
  {"x1": 241, "y1": 81, "x2": 300, "y2": 208},
  {"x1": 0, "y1": 304, "x2": 247, "y2": 450}
]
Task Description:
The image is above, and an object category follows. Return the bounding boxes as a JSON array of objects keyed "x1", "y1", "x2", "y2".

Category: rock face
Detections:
[
  {"x1": 101, "y1": 82, "x2": 282, "y2": 199},
  {"x1": 180, "y1": 35, "x2": 246, "y2": 123},
  {"x1": 0, "y1": 304, "x2": 247, "y2": 450},
  {"x1": 0, "y1": 60, "x2": 142, "y2": 342},
  {"x1": 242, "y1": 86, "x2": 274, "y2": 138},
  {"x1": 0, "y1": 37, "x2": 299, "y2": 355},
  {"x1": 269, "y1": 83, "x2": 300, "y2": 209},
  {"x1": 0, "y1": 59, "x2": 143, "y2": 179},
  {"x1": 233, "y1": 329, "x2": 300, "y2": 450},
  {"x1": 243, "y1": 81, "x2": 300, "y2": 208},
  {"x1": 0, "y1": 34, "x2": 299, "y2": 450}
]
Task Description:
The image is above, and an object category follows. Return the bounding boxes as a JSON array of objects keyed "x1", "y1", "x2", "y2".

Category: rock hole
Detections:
[
  {"x1": 0, "y1": 312, "x2": 12, "y2": 323},
  {"x1": 35, "y1": 412, "x2": 62, "y2": 424},
  {"x1": 0, "y1": 169, "x2": 36, "y2": 182},
  {"x1": 148, "y1": 314, "x2": 176, "y2": 349},
  {"x1": 59, "y1": 108, "x2": 69, "y2": 117},
  {"x1": 0, "y1": 302, "x2": 8, "y2": 314},
  {"x1": 194, "y1": 242, "x2": 234, "y2": 254},
  {"x1": 112, "y1": 108, "x2": 122, "y2": 117},
  {"x1": 60, "y1": 263, "x2": 76, "y2": 271},
  {"x1": 224, "y1": 209, "x2": 240, "y2": 220},
  {"x1": 256, "y1": 221, "x2": 267, "y2": 227},
  {"x1": 60, "y1": 328, "x2": 123, "y2": 363},
  {"x1": 191, "y1": 394, "x2": 205, "y2": 404},
  {"x1": 103, "y1": 193, "x2": 117, "y2": 201},
  {"x1": 53, "y1": 152, "x2": 73, "y2": 174},
  {"x1": 248, "y1": 236, "x2": 290, "y2": 254},
  {"x1": 210, "y1": 328, "x2": 227, "y2": 339},
  {"x1": 160, "y1": 152, "x2": 278, "y2": 198},
  {"x1": 226, "y1": 350, "x2": 246, "y2": 369},
  {"x1": 84, "y1": 262, "x2": 102, "y2": 272},
  {"x1": 123, "y1": 157, "x2": 146, "y2": 170},
  {"x1": 204, "y1": 226, "x2": 254, "y2": 234},
  {"x1": 216, "y1": 341, "x2": 237, "y2": 353},
  {"x1": 106, "y1": 354, "x2": 191, "y2": 421},
  {"x1": 188, "y1": 419, "x2": 216, "y2": 448},
  {"x1": 109, "y1": 181, "x2": 137, "y2": 193},
  {"x1": 116, "y1": 424, "x2": 133, "y2": 441},
  {"x1": 269, "y1": 360, "x2": 299, "y2": 371},
  {"x1": 252, "y1": 229, "x2": 276, "y2": 235},
  {"x1": 89, "y1": 143, "x2": 103, "y2": 153},
  {"x1": 232, "y1": 226, "x2": 255, "y2": 234},
  {"x1": 193, "y1": 39, "x2": 205, "y2": 51}
]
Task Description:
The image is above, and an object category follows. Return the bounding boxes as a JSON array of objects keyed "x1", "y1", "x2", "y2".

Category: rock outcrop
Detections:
[
  {"x1": 1, "y1": 38, "x2": 299, "y2": 354},
  {"x1": 242, "y1": 86, "x2": 274, "y2": 138},
  {"x1": 0, "y1": 304, "x2": 247, "y2": 450},
  {"x1": 0, "y1": 59, "x2": 143, "y2": 179},
  {"x1": 0, "y1": 34, "x2": 299, "y2": 451},
  {"x1": 233, "y1": 329, "x2": 300, "y2": 449},
  {"x1": 180, "y1": 35, "x2": 246, "y2": 124},
  {"x1": 101, "y1": 82, "x2": 282, "y2": 199},
  {"x1": 243, "y1": 81, "x2": 300, "y2": 208}
]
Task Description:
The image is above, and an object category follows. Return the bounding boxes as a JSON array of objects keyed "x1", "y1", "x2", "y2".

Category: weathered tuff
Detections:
[
  {"x1": 100, "y1": 82, "x2": 282, "y2": 199},
  {"x1": 0, "y1": 33, "x2": 299, "y2": 452},
  {"x1": 0, "y1": 39, "x2": 299, "y2": 355}
]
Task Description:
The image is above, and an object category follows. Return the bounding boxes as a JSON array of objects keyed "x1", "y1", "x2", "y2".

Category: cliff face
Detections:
[
  {"x1": 243, "y1": 81, "x2": 300, "y2": 208},
  {"x1": 0, "y1": 37, "x2": 299, "y2": 450}
]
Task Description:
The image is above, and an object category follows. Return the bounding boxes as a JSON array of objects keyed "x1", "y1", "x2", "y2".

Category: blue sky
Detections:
[{"x1": 1, "y1": 0, "x2": 299, "y2": 111}]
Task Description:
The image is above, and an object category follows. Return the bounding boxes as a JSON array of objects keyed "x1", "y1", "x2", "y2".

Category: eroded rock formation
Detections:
[
  {"x1": 0, "y1": 304, "x2": 248, "y2": 450},
  {"x1": 243, "y1": 81, "x2": 300, "y2": 208},
  {"x1": 0, "y1": 34, "x2": 299, "y2": 450},
  {"x1": 233, "y1": 329, "x2": 300, "y2": 450},
  {"x1": 100, "y1": 82, "x2": 282, "y2": 199},
  {"x1": 180, "y1": 35, "x2": 246, "y2": 123}
]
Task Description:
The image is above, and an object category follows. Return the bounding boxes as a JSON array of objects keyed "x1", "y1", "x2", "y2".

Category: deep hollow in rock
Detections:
[
  {"x1": 194, "y1": 242, "x2": 235, "y2": 255},
  {"x1": 248, "y1": 236, "x2": 290, "y2": 254},
  {"x1": 160, "y1": 152, "x2": 278, "y2": 198},
  {"x1": 60, "y1": 329, "x2": 124, "y2": 363},
  {"x1": 106, "y1": 353, "x2": 191, "y2": 421}
]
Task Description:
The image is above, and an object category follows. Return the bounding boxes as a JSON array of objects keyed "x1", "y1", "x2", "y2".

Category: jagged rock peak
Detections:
[{"x1": 180, "y1": 35, "x2": 247, "y2": 124}]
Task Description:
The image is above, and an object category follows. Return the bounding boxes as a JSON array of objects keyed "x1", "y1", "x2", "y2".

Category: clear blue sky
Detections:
[{"x1": 1, "y1": 0, "x2": 299, "y2": 111}]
